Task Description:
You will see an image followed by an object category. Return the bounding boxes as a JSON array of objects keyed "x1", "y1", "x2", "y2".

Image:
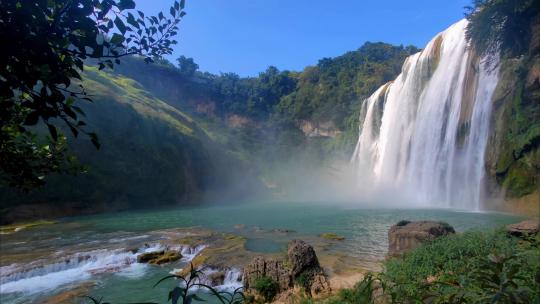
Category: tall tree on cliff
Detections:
[{"x1": 0, "y1": 0, "x2": 186, "y2": 190}]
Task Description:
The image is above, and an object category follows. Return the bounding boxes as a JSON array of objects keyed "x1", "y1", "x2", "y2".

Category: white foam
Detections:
[{"x1": 0, "y1": 249, "x2": 137, "y2": 294}]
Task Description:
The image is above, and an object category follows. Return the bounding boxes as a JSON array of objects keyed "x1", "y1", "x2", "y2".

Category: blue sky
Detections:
[{"x1": 137, "y1": 0, "x2": 472, "y2": 76}]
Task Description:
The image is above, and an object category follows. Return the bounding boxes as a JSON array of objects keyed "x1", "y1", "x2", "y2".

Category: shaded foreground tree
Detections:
[{"x1": 0, "y1": 0, "x2": 186, "y2": 190}]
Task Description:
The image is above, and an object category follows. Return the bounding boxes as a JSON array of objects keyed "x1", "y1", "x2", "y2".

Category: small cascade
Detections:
[
  {"x1": 0, "y1": 243, "x2": 207, "y2": 295},
  {"x1": 0, "y1": 249, "x2": 138, "y2": 293},
  {"x1": 351, "y1": 19, "x2": 500, "y2": 210}
]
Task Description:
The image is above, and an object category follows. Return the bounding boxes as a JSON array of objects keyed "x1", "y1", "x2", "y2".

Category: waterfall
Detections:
[{"x1": 351, "y1": 19, "x2": 500, "y2": 210}]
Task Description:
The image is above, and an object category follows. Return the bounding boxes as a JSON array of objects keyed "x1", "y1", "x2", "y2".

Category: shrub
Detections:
[
  {"x1": 254, "y1": 276, "x2": 280, "y2": 302},
  {"x1": 382, "y1": 230, "x2": 540, "y2": 302}
]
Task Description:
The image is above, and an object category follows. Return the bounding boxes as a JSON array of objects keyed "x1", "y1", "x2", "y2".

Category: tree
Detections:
[
  {"x1": 176, "y1": 55, "x2": 199, "y2": 76},
  {"x1": 0, "y1": 0, "x2": 186, "y2": 190},
  {"x1": 465, "y1": 0, "x2": 540, "y2": 59}
]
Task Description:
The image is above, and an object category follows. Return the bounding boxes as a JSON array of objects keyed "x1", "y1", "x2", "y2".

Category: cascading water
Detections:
[{"x1": 351, "y1": 19, "x2": 500, "y2": 210}]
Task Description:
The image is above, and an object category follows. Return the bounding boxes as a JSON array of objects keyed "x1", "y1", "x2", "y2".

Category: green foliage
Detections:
[
  {"x1": 382, "y1": 230, "x2": 540, "y2": 303},
  {"x1": 296, "y1": 272, "x2": 310, "y2": 289},
  {"x1": 465, "y1": 0, "x2": 540, "y2": 58},
  {"x1": 326, "y1": 273, "x2": 378, "y2": 304},
  {"x1": 0, "y1": 68, "x2": 263, "y2": 215},
  {"x1": 0, "y1": 0, "x2": 185, "y2": 190},
  {"x1": 253, "y1": 276, "x2": 280, "y2": 302},
  {"x1": 177, "y1": 56, "x2": 199, "y2": 77}
]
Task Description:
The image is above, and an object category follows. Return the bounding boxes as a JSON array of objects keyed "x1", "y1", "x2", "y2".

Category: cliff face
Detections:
[{"x1": 485, "y1": 16, "x2": 540, "y2": 214}]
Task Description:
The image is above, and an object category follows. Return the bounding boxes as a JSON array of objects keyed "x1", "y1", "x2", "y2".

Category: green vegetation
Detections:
[
  {"x1": 466, "y1": 0, "x2": 540, "y2": 199},
  {"x1": 0, "y1": 0, "x2": 184, "y2": 190},
  {"x1": 301, "y1": 230, "x2": 540, "y2": 304},
  {"x1": 327, "y1": 273, "x2": 378, "y2": 304},
  {"x1": 253, "y1": 276, "x2": 280, "y2": 302},
  {"x1": 0, "y1": 67, "x2": 263, "y2": 222},
  {"x1": 382, "y1": 230, "x2": 540, "y2": 302},
  {"x1": 465, "y1": 0, "x2": 540, "y2": 58}
]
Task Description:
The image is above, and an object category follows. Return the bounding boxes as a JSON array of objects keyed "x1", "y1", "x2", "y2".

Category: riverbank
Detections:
[{"x1": 0, "y1": 203, "x2": 524, "y2": 303}]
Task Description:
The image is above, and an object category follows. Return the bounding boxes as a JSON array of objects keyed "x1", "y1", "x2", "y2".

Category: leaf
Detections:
[
  {"x1": 24, "y1": 111, "x2": 40, "y2": 126},
  {"x1": 153, "y1": 275, "x2": 178, "y2": 288},
  {"x1": 180, "y1": 0, "x2": 185, "y2": 9},
  {"x1": 68, "y1": 124, "x2": 79, "y2": 138},
  {"x1": 171, "y1": 287, "x2": 183, "y2": 304},
  {"x1": 47, "y1": 124, "x2": 58, "y2": 141},
  {"x1": 89, "y1": 133, "x2": 100, "y2": 149},
  {"x1": 190, "y1": 294, "x2": 206, "y2": 302},
  {"x1": 170, "y1": 7, "x2": 176, "y2": 17},
  {"x1": 110, "y1": 33, "x2": 125, "y2": 45},
  {"x1": 117, "y1": 0, "x2": 136, "y2": 10},
  {"x1": 114, "y1": 17, "x2": 127, "y2": 35},
  {"x1": 127, "y1": 13, "x2": 140, "y2": 29}
]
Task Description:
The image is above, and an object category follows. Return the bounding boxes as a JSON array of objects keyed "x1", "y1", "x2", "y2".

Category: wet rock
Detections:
[
  {"x1": 207, "y1": 271, "x2": 226, "y2": 285},
  {"x1": 137, "y1": 250, "x2": 182, "y2": 264},
  {"x1": 507, "y1": 219, "x2": 539, "y2": 236},
  {"x1": 137, "y1": 251, "x2": 164, "y2": 263},
  {"x1": 388, "y1": 221, "x2": 455, "y2": 256}
]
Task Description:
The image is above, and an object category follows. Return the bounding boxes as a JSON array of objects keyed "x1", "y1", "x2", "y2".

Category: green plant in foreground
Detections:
[
  {"x1": 330, "y1": 273, "x2": 378, "y2": 304},
  {"x1": 382, "y1": 230, "x2": 540, "y2": 303},
  {"x1": 83, "y1": 263, "x2": 244, "y2": 304},
  {"x1": 253, "y1": 276, "x2": 280, "y2": 302}
]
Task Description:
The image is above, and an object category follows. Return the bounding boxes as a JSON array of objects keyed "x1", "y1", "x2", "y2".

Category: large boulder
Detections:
[
  {"x1": 388, "y1": 221, "x2": 455, "y2": 256},
  {"x1": 243, "y1": 256, "x2": 291, "y2": 292},
  {"x1": 507, "y1": 219, "x2": 539, "y2": 237},
  {"x1": 243, "y1": 240, "x2": 330, "y2": 299},
  {"x1": 287, "y1": 239, "x2": 320, "y2": 277}
]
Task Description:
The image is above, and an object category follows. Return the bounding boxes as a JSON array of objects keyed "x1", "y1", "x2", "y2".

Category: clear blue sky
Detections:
[{"x1": 137, "y1": 0, "x2": 472, "y2": 76}]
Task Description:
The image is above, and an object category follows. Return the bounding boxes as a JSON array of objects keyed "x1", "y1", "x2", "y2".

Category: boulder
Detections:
[
  {"x1": 287, "y1": 240, "x2": 320, "y2": 277},
  {"x1": 137, "y1": 251, "x2": 164, "y2": 263},
  {"x1": 243, "y1": 240, "x2": 330, "y2": 299},
  {"x1": 388, "y1": 221, "x2": 455, "y2": 256},
  {"x1": 243, "y1": 256, "x2": 291, "y2": 292},
  {"x1": 137, "y1": 250, "x2": 182, "y2": 265},
  {"x1": 507, "y1": 219, "x2": 539, "y2": 236}
]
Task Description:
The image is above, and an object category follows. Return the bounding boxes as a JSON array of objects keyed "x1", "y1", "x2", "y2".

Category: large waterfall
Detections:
[{"x1": 351, "y1": 20, "x2": 500, "y2": 210}]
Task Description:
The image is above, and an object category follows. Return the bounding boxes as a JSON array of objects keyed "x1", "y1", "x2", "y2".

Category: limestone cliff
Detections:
[{"x1": 485, "y1": 15, "x2": 540, "y2": 214}]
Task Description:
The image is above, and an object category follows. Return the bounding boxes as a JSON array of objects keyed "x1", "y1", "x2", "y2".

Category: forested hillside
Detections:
[{"x1": 0, "y1": 42, "x2": 416, "y2": 222}]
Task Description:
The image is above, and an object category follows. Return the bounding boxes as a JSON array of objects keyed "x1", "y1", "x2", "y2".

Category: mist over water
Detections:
[{"x1": 351, "y1": 20, "x2": 500, "y2": 210}]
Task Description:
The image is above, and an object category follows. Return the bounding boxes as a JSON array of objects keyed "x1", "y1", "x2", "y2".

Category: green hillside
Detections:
[{"x1": 0, "y1": 67, "x2": 264, "y2": 223}]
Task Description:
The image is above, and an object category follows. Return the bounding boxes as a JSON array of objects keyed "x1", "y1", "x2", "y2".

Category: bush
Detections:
[
  {"x1": 382, "y1": 230, "x2": 540, "y2": 303},
  {"x1": 254, "y1": 276, "x2": 280, "y2": 302}
]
